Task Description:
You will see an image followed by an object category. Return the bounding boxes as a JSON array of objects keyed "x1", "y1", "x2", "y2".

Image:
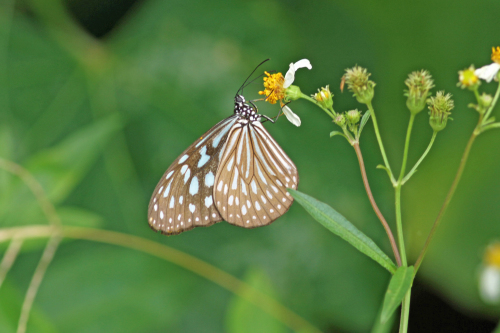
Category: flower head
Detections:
[
  {"x1": 259, "y1": 59, "x2": 312, "y2": 126},
  {"x1": 475, "y1": 47, "x2": 500, "y2": 83},
  {"x1": 344, "y1": 66, "x2": 375, "y2": 104},
  {"x1": 312, "y1": 85, "x2": 333, "y2": 109},
  {"x1": 479, "y1": 242, "x2": 500, "y2": 304},
  {"x1": 404, "y1": 70, "x2": 434, "y2": 114},
  {"x1": 428, "y1": 91, "x2": 454, "y2": 132},
  {"x1": 458, "y1": 66, "x2": 479, "y2": 89}
]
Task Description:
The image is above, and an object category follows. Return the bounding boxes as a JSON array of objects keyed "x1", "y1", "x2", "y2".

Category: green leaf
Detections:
[
  {"x1": 26, "y1": 115, "x2": 122, "y2": 204},
  {"x1": 330, "y1": 130, "x2": 348, "y2": 140},
  {"x1": 57, "y1": 206, "x2": 104, "y2": 228},
  {"x1": 358, "y1": 110, "x2": 371, "y2": 136},
  {"x1": 380, "y1": 266, "x2": 414, "y2": 323},
  {"x1": 225, "y1": 267, "x2": 287, "y2": 333},
  {"x1": 371, "y1": 297, "x2": 396, "y2": 333},
  {"x1": 493, "y1": 320, "x2": 500, "y2": 333},
  {"x1": 289, "y1": 189, "x2": 397, "y2": 274}
]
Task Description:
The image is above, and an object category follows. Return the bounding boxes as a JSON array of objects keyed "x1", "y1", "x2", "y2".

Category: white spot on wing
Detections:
[
  {"x1": 205, "y1": 196, "x2": 213, "y2": 208},
  {"x1": 189, "y1": 176, "x2": 199, "y2": 195},
  {"x1": 179, "y1": 196, "x2": 183, "y2": 204},
  {"x1": 229, "y1": 195, "x2": 234, "y2": 205},
  {"x1": 189, "y1": 204, "x2": 196, "y2": 213},
  {"x1": 255, "y1": 201, "x2": 261, "y2": 210},
  {"x1": 217, "y1": 180, "x2": 223, "y2": 191},
  {"x1": 181, "y1": 165, "x2": 188, "y2": 174},
  {"x1": 169, "y1": 196, "x2": 175, "y2": 208},
  {"x1": 184, "y1": 168, "x2": 191, "y2": 183},
  {"x1": 166, "y1": 170, "x2": 174, "y2": 179},
  {"x1": 179, "y1": 154, "x2": 189, "y2": 164},
  {"x1": 205, "y1": 171, "x2": 215, "y2": 187},
  {"x1": 251, "y1": 180, "x2": 257, "y2": 194},
  {"x1": 231, "y1": 168, "x2": 239, "y2": 189},
  {"x1": 197, "y1": 146, "x2": 210, "y2": 167}
]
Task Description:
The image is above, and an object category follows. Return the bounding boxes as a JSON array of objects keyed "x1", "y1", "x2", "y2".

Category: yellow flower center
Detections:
[
  {"x1": 259, "y1": 71, "x2": 285, "y2": 104},
  {"x1": 492, "y1": 46, "x2": 500, "y2": 64},
  {"x1": 485, "y1": 242, "x2": 500, "y2": 268},
  {"x1": 459, "y1": 66, "x2": 478, "y2": 87}
]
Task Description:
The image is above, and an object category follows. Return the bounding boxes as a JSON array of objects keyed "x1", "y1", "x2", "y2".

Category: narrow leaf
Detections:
[
  {"x1": 329, "y1": 131, "x2": 348, "y2": 139},
  {"x1": 358, "y1": 110, "x2": 371, "y2": 136},
  {"x1": 371, "y1": 296, "x2": 396, "y2": 333},
  {"x1": 380, "y1": 266, "x2": 414, "y2": 323},
  {"x1": 289, "y1": 189, "x2": 397, "y2": 274}
]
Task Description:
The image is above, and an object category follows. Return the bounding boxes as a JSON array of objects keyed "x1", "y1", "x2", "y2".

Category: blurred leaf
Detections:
[
  {"x1": 494, "y1": 321, "x2": 500, "y2": 333},
  {"x1": 26, "y1": 114, "x2": 122, "y2": 204},
  {"x1": 380, "y1": 266, "x2": 414, "y2": 324},
  {"x1": 225, "y1": 267, "x2": 287, "y2": 333},
  {"x1": 370, "y1": 298, "x2": 396, "y2": 333},
  {"x1": 289, "y1": 189, "x2": 396, "y2": 274},
  {"x1": 358, "y1": 110, "x2": 371, "y2": 137},
  {"x1": 57, "y1": 206, "x2": 103, "y2": 228},
  {"x1": 0, "y1": 280, "x2": 57, "y2": 333}
]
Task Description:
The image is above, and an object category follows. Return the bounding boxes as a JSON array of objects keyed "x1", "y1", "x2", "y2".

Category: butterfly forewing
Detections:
[
  {"x1": 148, "y1": 115, "x2": 238, "y2": 235},
  {"x1": 213, "y1": 121, "x2": 298, "y2": 228}
]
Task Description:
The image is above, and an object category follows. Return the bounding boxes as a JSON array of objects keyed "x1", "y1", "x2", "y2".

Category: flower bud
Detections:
[
  {"x1": 285, "y1": 85, "x2": 302, "y2": 101},
  {"x1": 334, "y1": 114, "x2": 346, "y2": 127},
  {"x1": 404, "y1": 70, "x2": 435, "y2": 114},
  {"x1": 346, "y1": 109, "x2": 361, "y2": 125},
  {"x1": 479, "y1": 93, "x2": 492, "y2": 109},
  {"x1": 312, "y1": 85, "x2": 333, "y2": 109},
  {"x1": 344, "y1": 66, "x2": 375, "y2": 104},
  {"x1": 428, "y1": 91, "x2": 454, "y2": 132},
  {"x1": 458, "y1": 66, "x2": 480, "y2": 90}
]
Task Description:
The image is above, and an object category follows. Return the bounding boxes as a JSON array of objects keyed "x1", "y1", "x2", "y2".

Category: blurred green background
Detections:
[{"x1": 1, "y1": 0, "x2": 500, "y2": 332}]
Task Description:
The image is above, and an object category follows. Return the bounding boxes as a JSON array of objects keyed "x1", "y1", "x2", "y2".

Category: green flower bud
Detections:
[
  {"x1": 312, "y1": 85, "x2": 333, "y2": 109},
  {"x1": 428, "y1": 91, "x2": 454, "y2": 132},
  {"x1": 285, "y1": 85, "x2": 302, "y2": 101},
  {"x1": 334, "y1": 114, "x2": 346, "y2": 127},
  {"x1": 345, "y1": 109, "x2": 363, "y2": 133},
  {"x1": 344, "y1": 66, "x2": 375, "y2": 104},
  {"x1": 479, "y1": 93, "x2": 493, "y2": 109},
  {"x1": 404, "y1": 70, "x2": 435, "y2": 115}
]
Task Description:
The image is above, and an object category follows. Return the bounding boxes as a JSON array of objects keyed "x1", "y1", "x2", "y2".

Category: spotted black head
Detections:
[{"x1": 234, "y1": 94, "x2": 260, "y2": 122}]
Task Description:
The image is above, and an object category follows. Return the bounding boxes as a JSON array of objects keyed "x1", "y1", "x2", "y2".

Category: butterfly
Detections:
[{"x1": 148, "y1": 66, "x2": 299, "y2": 235}]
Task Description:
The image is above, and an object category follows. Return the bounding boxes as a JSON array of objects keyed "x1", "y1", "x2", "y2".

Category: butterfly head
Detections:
[{"x1": 234, "y1": 94, "x2": 260, "y2": 122}]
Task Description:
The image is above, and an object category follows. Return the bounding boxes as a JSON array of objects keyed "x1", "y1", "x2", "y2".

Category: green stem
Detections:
[
  {"x1": 484, "y1": 80, "x2": 500, "y2": 121},
  {"x1": 300, "y1": 93, "x2": 336, "y2": 119},
  {"x1": 353, "y1": 143, "x2": 402, "y2": 266},
  {"x1": 401, "y1": 131, "x2": 438, "y2": 185},
  {"x1": 394, "y1": 186, "x2": 407, "y2": 266},
  {"x1": 398, "y1": 114, "x2": 416, "y2": 182},
  {"x1": 413, "y1": 128, "x2": 478, "y2": 274},
  {"x1": 399, "y1": 290, "x2": 411, "y2": 333},
  {"x1": 366, "y1": 101, "x2": 396, "y2": 184}
]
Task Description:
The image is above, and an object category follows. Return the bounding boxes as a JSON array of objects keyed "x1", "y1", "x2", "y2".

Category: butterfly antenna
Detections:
[{"x1": 236, "y1": 59, "x2": 270, "y2": 96}]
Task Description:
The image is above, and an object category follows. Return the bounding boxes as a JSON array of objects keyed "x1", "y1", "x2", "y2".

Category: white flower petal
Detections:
[
  {"x1": 480, "y1": 266, "x2": 500, "y2": 304},
  {"x1": 475, "y1": 62, "x2": 500, "y2": 83},
  {"x1": 282, "y1": 105, "x2": 301, "y2": 126},
  {"x1": 284, "y1": 58, "x2": 312, "y2": 88}
]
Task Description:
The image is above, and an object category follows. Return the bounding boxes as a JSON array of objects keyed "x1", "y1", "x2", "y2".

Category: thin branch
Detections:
[
  {"x1": 0, "y1": 238, "x2": 24, "y2": 289},
  {"x1": 414, "y1": 129, "x2": 478, "y2": 274},
  {"x1": 0, "y1": 225, "x2": 322, "y2": 333},
  {"x1": 17, "y1": 235, "x2": 61, "y2": 333},
  {"x1": 353, "y1": 143, "x2": 402, "y2": 267},
  {"x1": 0, "y1": 158, "x2": 61, "y2": 227}
]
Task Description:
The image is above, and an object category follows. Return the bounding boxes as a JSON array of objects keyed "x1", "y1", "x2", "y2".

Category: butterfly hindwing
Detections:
[
  {"x1": 148, "y1": 115, "x2": 238, "y2": 235},
  {"x1": 213, "y1": 121, "x2": 298, "y2": 228}
]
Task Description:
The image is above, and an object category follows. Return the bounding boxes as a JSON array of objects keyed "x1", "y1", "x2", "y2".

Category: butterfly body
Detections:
[{"x1": 148, "y1": 94, "x2": 298, "y2": 235}]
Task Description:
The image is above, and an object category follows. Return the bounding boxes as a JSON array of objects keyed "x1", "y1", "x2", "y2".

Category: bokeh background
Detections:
[{"x1": 1, "y1": 0, "x2": 500, "y2": 332}]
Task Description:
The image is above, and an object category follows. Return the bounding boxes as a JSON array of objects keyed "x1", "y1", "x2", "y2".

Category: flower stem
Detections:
[
  {"x1": 402, "y1": 131, "x2": 438, "y2": 185},
  {"x1": 399, "y1": 290, "x2": 411, "y2": 333},
  {"x1": 398, "y1": 114, "x2": 416, "y2": 182},
  {"x1": 353, "y1": 143, "x2": 402, "y2": 266},
  {"x1": 484, "y1": 79, "x2": 500, "y2": 121},
  {"x1": 394, "y1": 185, "x2": 407, "y2": 267},
  {"x1": 413, "y1": 128, "x2": 478, "y2": 274},
  {"x1": 366, "y1": 101, "x2": 396, "y2": 184},
  {"x1": 300, "y1": 93, "x2": 336, "y2": 119}
]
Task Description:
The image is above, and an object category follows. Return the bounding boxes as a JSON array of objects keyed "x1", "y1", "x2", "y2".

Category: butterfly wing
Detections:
[
  {"x1": 213, "y1": 121, "x2": 298, "y2": 228},
  {"x1": 148, "y1": 115, "x2": 238, "y2": 235}
]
